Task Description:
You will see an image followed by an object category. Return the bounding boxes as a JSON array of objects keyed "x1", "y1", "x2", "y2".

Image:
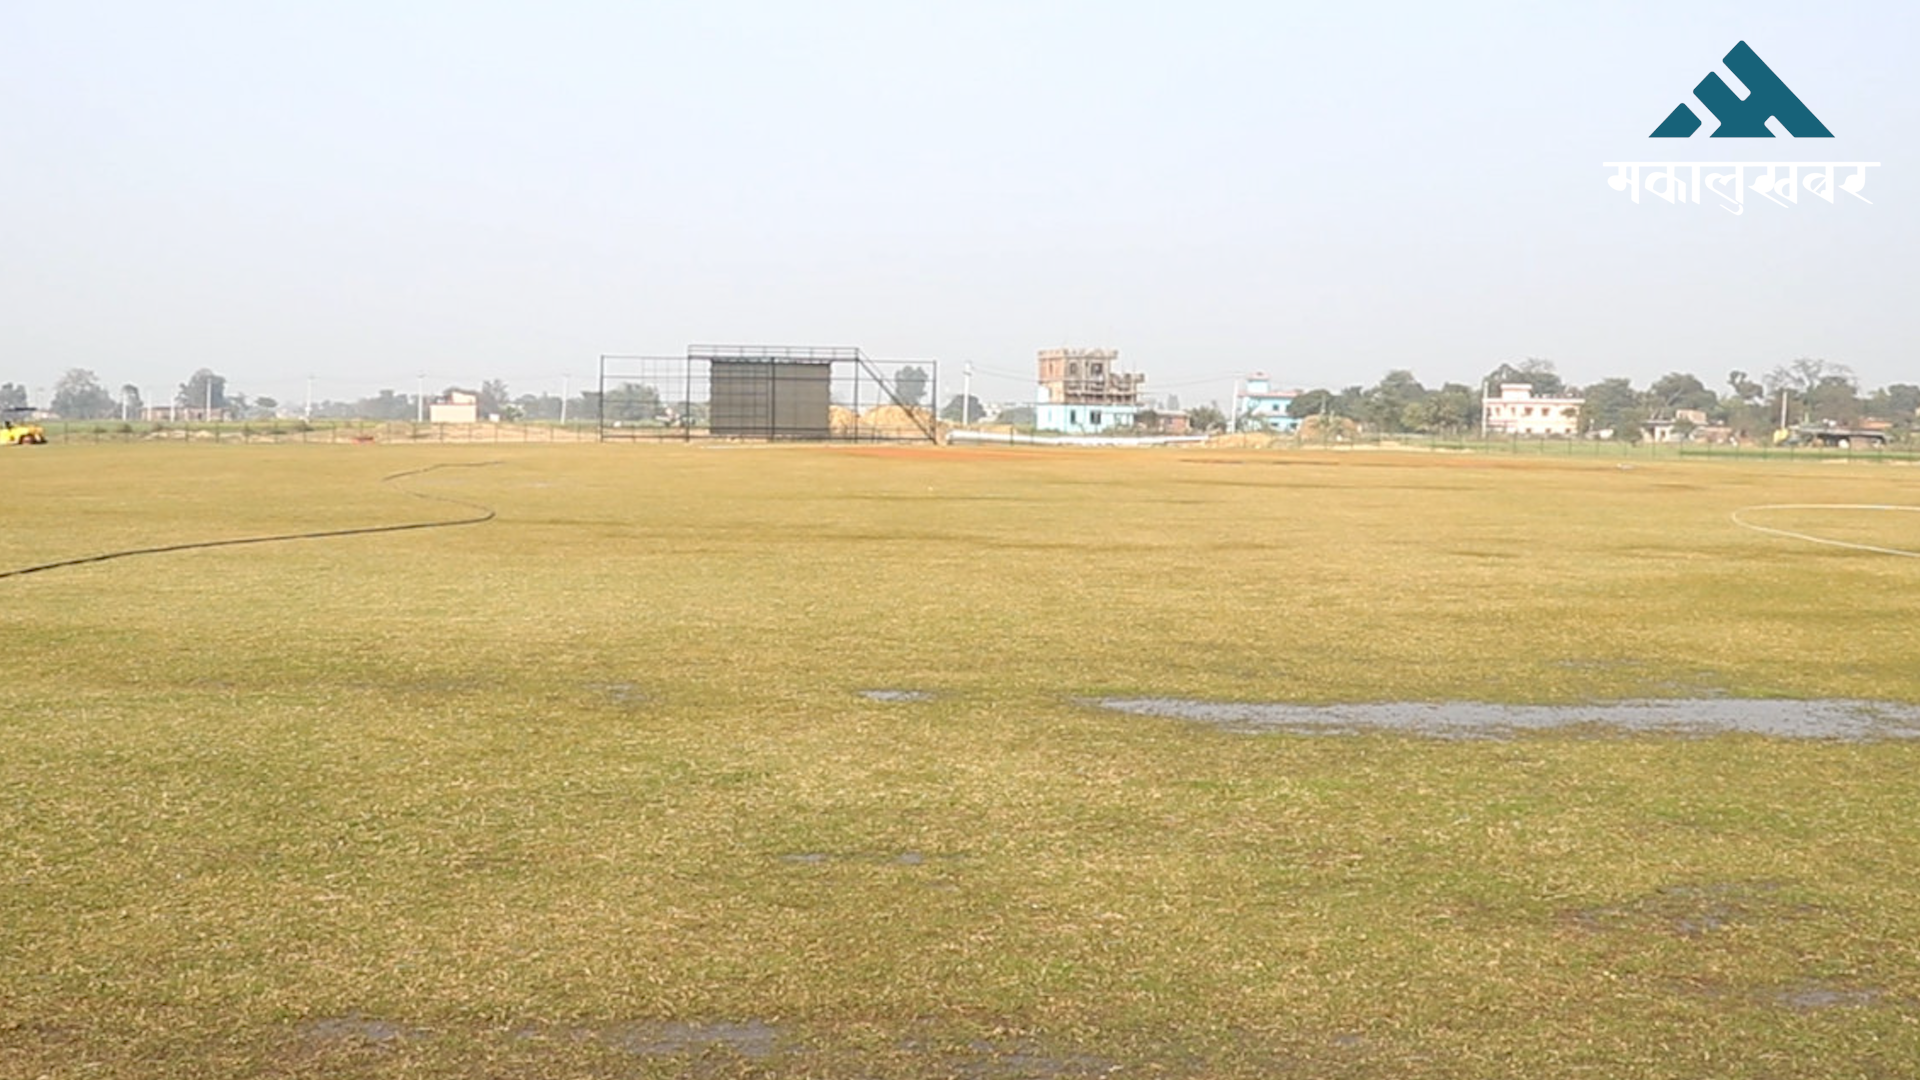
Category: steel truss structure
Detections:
[{"x1": 597, "y1": 345, "x2": 939, "y2": 443}]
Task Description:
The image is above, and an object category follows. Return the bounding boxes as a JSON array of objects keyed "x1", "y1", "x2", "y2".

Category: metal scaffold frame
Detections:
[{"x1": 596, "y1": 345, "x2": 940, "y2": 443}]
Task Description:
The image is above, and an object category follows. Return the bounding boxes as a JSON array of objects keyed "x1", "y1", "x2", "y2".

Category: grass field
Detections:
[{"x1": 3, "y1": 442, "x2": 1919, "y2": 1078}]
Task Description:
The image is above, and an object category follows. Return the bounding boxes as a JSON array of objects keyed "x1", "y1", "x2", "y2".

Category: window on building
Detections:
[
  {"x1": 1090, "y1": 410, "x2": 1103, "y2": 426},
  {"x1": 1091, "y1": 363, "x2": 1104, "y2": 377}
]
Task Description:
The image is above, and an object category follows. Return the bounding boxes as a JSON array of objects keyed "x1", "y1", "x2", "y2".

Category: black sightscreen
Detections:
[{"x1": 708, "y1": 359, "x2": 832, "y2": 439}]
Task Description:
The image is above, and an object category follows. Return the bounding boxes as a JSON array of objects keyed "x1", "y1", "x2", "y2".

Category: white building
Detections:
[
  {"x1": 429, "y1": 389, "x2": 480, "y2": 424},
  {"x1": 1482, "y1": 383, "x2": 1582, "y2": 436}
]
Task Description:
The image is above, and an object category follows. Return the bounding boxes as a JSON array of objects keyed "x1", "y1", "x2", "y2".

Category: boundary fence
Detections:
[
  {"x1": 19, "y1": 420, "x2": 1920, "y2": 464},
  {"x1": 23, "y1": 420, "x2": 602, "y2": 445},
  {"x1": 951, "y1": 425, "x2": 1920, "y2": 462}
]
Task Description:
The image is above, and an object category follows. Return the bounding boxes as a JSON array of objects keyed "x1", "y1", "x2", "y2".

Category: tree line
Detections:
[
  {"x1": 19, "y1": 367, "x2": 944, "y2": 424},
  {"x1": 20, "y1": 359, "x2": 1917, "y2": 440},
  {"x1": 17, "y1": 370, "x2": 578, "y2": 423},
  {"x1": 8, "y1": 368, "x2": 269, "y2": 421},
  {"x1": 1202, "y1": 358, "x2": 1919, "y2": 441}
]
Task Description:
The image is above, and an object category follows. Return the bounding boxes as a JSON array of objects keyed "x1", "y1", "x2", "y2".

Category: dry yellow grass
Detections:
[{"x1": 2, "y1": 442, "x2": 1918, "y2": 1078}]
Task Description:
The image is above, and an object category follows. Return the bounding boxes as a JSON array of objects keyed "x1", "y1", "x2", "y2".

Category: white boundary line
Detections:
[{"x1": 1730, "y1": 503, "x2": 1920, "y2": 559}]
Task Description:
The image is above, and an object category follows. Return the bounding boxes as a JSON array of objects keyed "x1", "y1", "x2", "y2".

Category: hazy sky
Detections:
[{"x1": 3, "y1": 0, "x2": 1913, "y2": 409}]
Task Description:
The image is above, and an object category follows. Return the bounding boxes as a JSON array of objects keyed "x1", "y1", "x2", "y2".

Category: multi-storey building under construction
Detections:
[{"x1": 1035, "y1": 348, "x2": 1144, "y2": 433}]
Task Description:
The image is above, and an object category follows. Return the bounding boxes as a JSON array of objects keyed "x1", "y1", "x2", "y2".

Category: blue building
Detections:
[
  {"x1": 1034, "y1": 401, "x2": 1139, "y2": 433},
  {"x1": 1233, "y1": 374, "x2": 1300, "y2": 432}
]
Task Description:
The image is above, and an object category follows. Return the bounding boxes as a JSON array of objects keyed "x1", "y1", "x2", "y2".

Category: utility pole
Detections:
[
  {"x1": 962, "y1": 361, "x2": 973, "y2": 425},
  {"x1": 305, "y1": 375, "x2": 313, "y2": 422},
  {"x1": 205, "y1": 378, "x2": 213, "y2": 422},
  {"x1": 416, "y1": 373, "x2": 426, "y2": 423},
  {"x1": 560, "y1": 373, "x2": 570, "y2": 425},
  {"x1": 1778, "y1": 388, "x2": 1789, "y2": 433}
]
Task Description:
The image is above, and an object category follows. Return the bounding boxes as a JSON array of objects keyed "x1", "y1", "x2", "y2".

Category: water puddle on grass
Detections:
[
  {"x1": 860, "y1": 689, "x2": 934, "y2": 702},
  {"x1": 585, "y1": 682, "x2": 646, "y2": 705},
  {"x1": 892, "y1": 1029, "x2": 1120, "y2": 1080},
  {"x1": 778, "y1": 850, "x2": 950, "y2": 866},
  {"x1": 1775, "y1": 986, "x2": 1882, "y2": 1011},
  {"x1": 511, "y1": 1019, "x2": 782, "y2": 1059},
  {"x1": 299, "y1": 1016, "x2": 427, "y2": 1046},
  {"x1": 1568, "y1": 882, "x2": 1793, "y2": 938},
  {"x1": 1094, "y1": 698, "x2": 1920, "y2": 740},
  {"x1": 594, "y1": 1020, "x2": 780, "y2": 1059}
]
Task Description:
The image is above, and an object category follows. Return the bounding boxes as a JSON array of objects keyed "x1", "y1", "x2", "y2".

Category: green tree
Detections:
[
  {"x1": 1361, "y1": 369, "x2": 1428, "y2": 433},
  {"x1": 1764, "y1": 357, "x2": 1851, "y2": 426},
  {"x1": 1483, "y1": 358, "x2": 1564, "y2": 396},
  {"x1": 600, "y1": 382, "x2": 662, "y2": 422},
  {"x1": 0, "y1": 383, "x2": 27, "y2": 409},
  {"x1": 894, "y1": 366, "x2": 929, "y2": 407},
  {"x1": 940, "y1": 394, "x2": 986, "y2": 423},
  {"x1": 1865, "y1": 384, "x2": 1920, "y2": 434},
  {"x1": 52, "y1": 368, "x2": 115, "y2": 418},
  {"x1": 1331, "y1": 385, "x2": 1367, "y2": 424},
  {"x1": 1727, "y1": 369, "x2": 1765, "y2": 404},
  {"x1": 1186, "y1": 404, "x2": 1227, "y2": 434},
  {"x1": 355, "y1": 389, "x2": 415, "y2": 420},
  {"x1": 1580, "y1": 377, "x2": 1643, "y2": 438},
  {"x1": 177, "y1": 368, "x2": 227, "y2": 413},
  {"x1": 1766, "y1": 357, "x2": 1850, "y2": 397},
  {"x1": 1612, "y1": 405, "x2": 1649, "y2": 443},
  {"x1": 1717, "y1": 393, "x2": 1767, "y2": 439},
  {"x1": 1419, "y1": 383, "x2": 1479, "y2": 434},
  {"x1": 1805, "y1": 374, "x2": 1861, "y2": 426},
  {"x1": 119, "y1": 384, "x2": 144, "y2": 418},
  {"x1": 1288, "y1": 389, "x2": 1335, "y2": 420},
  {"x1": 479, "y1": 379, "x2": 510, "y2": 419},
  {"x1": 1648, "y1": 372, "x2": 1716, "y2": 415},
  {"x1": 994, "y1": 404, "x2": 1035, "y2": 428},
  {"x1": 514, "y1": 393, "x2": 562, "y2": 421}
]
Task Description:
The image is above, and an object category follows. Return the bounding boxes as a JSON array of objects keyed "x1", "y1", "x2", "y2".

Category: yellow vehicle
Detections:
[{"x1": 4, "y1": 408, "x2": 47, "y2": 445}]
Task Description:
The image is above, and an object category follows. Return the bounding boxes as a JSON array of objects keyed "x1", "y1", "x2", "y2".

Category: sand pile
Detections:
[
  {"x1": 1206, "y1": 431, "x2": 1282, "y2": 448},
  {"x1": 1296, "y1": 416, "x2": 1358, "y2": 441},
  {"x1": 832, "y1": 405, "x2": 937, "y2": 435}
]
